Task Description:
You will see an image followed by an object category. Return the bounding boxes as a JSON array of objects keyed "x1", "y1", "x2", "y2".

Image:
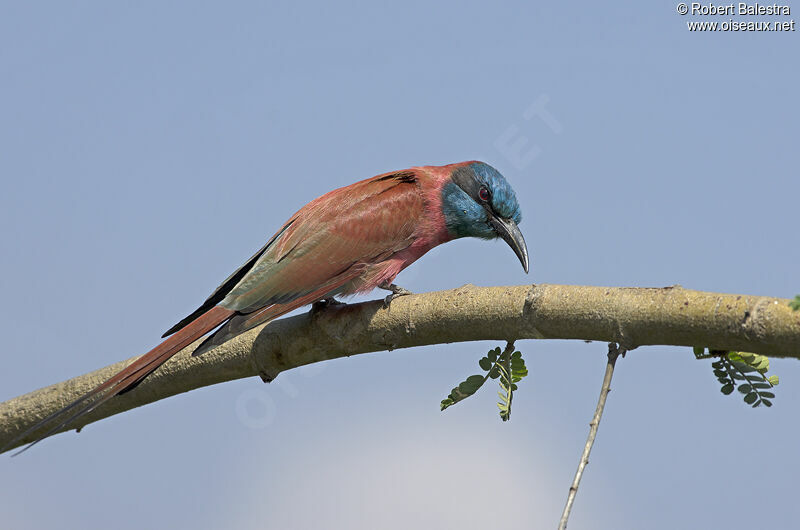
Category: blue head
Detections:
[{"x1": 441, "y1": 162, "x2": 529, "y2": 272}]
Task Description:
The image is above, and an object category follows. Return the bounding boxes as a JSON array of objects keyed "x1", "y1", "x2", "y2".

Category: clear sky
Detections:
[{"x1": 1, "y1": 2, "x2": 798, "y2": 529}]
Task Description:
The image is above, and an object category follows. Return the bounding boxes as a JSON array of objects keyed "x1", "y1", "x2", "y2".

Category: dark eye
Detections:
[{"x1": 478, "y1": 186, "x2": 490, "y2": 202}]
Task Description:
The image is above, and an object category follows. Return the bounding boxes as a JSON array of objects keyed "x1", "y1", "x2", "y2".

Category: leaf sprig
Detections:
[
  {"x1": 441, "y1": 342, "x2": 529, "y2": 421},
  {"x1": 694, "y1": 347, "x2": 779, "y2": 407},
  {"x1": 790, "y1": 295, "x2": 800, "y2": 311}
]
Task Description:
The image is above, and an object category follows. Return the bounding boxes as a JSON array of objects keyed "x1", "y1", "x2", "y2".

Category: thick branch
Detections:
[{"x1": 1, "y1": 283, "x2": 798, "y2": 451}]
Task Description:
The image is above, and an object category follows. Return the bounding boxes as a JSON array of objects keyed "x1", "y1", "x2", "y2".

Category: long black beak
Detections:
[{"x1": 488, "y1": 216, "x2": 529, "y2": 273}]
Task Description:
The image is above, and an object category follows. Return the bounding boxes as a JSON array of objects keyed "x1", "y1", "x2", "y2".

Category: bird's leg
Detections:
[
  {"x1": 311, "y1": 297, "x2": 345, "y2": 314},
  {"x1": 379, "y1": 282, "x2": 413, "y2": 308}
]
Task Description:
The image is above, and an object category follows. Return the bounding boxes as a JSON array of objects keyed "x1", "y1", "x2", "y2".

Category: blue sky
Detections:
[{"x1": 1, "y1": 2, "x2": 798, "y2": 529}]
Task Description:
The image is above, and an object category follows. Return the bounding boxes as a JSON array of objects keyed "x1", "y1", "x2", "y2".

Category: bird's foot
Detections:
[
  {"x1": 379, "y1": 283, "x2": 413, "y2": 308},
  {"x1": 311, "y1": 297, "x2": 345, "y2": 314}
]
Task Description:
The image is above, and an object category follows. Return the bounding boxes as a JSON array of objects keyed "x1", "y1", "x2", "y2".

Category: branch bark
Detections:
[{"x1": 1, "y1": 283, "x2": 798, "y2": 451}]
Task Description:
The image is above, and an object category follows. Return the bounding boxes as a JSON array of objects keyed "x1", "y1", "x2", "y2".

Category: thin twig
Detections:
[{"x1": 558, "y1": 342, "x2": 625, "y2": 530}]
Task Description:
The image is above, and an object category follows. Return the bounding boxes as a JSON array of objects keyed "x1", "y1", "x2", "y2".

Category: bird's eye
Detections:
[{"x1": 478, "y1": 186, "x2": 490, "y2": 202}]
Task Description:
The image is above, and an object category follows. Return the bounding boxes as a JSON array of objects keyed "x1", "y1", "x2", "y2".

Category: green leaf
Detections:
[
  {"x1": 463, "y1": 375, "x2": 485, "y2": 389},
  {"x1": 440, "y1": 374, "x2": 488, "y2": 411},
  {"x1": 730, "y1": 363, "x2": 758, "y2": 374},
  {"x1": 693, "y1": 346, "x2": 705, "y2": 356},
  {"x1": 440, "y1": 343, "x2": 527, "y2": 421},
  {"x1": 789, "y1": 295, "x2": 800, "y2": 311},
  {"x1": 731, "y1": 352, "x2": 770, "y2": 373},
  {"x1": 701, "y1": 351, "x2": 779, "y2": 408}
]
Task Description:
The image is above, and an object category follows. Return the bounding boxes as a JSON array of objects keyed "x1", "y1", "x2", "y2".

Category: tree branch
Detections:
[
  {"x1": 1, "y1": 283, "x2": 798, "y2": 451},
  {"x1": 558, "y1": 342, "x2": 624, "y2": 530}
]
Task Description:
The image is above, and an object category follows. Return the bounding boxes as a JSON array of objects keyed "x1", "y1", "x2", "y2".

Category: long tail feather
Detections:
[
  {"x1": 4, "y1": 305, "x2": 234, "y2": 455},
  {"x1": 193, "y1": 274, "x2": 360, "y2": 357}
]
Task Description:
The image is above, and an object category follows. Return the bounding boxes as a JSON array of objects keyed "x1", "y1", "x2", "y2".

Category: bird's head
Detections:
[{"x1": 441, "y1": 161, "x2": 529, "y2": 273}]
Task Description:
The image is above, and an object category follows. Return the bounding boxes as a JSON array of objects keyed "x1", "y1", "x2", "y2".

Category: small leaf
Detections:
[
  {"x1": 713, "y1": 369, "x2": 728, "y2": 378},
  {"x1": 693, "y1": 346, "x2": 705, "y2": 356},
  {"x1": 789, "y1": 295, "x2": 800, "y2": 311},
  {"x1": 462, "y1": 376, "x2": 485, "y2": 395},
  {"x1": 440, "y1": 374, "x2": 488, "y2": 411},
  {"x1": 720, "y1": 383, "x2": 734, "y2": 395},
  {"x1": 731, "y1": 363, "x2": 757, "y2": 374},
  {"x1": 759, "y1": 391, "x2": 776, "y2": 399},
  {"x1": 738, "y1": 384, "x2": 752, "y2": 394},
  {"x1": 488, "y1": 348, "x2": 499, "y2": 362},
  {"x1": 761, "y1": 398, "x2": 773, "y2": 407},
  {"x1": 768, "y1": 375, "x2": 779, "y2": 386},
  {"x1": 743, "y1": 392, "x2": 758, "y2": 405},
  {"x1": 478, "y1": 357, "x2": 492, "y2": 371}
]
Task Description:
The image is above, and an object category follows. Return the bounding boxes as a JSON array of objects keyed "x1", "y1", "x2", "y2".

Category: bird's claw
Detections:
[
  {"x1": 311, "y1": 297, "x2": 345, "y2": 314},
  {"x1": 380, "y1": 284, "x2": 412, "y2": 308}
]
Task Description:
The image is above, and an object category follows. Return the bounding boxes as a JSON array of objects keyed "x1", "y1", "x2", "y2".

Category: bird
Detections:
[{"x1": 6, "y1": 160, "x2": 528, "y2": 454}]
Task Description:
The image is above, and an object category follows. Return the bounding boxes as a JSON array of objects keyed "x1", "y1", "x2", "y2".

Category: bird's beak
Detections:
[{"x1": 488, "y1": 216, "x2": 529, "y2": 273}]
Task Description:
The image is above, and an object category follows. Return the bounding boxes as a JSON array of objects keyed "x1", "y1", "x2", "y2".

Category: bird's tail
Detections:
[
  {"x1": 192, "y1": 283, "x2": 355, "y2": 357},
  {"x1": 4, "y1": 305, "x2": 235, "y2": 455}
]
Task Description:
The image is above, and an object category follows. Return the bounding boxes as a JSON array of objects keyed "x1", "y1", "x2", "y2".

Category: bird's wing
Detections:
[
  {"x1": 221, "y1": 169, "x2": 425, "y2": 311},
  {"x1": 164, "y1": 170, "x2": 425, "y2": 335}
]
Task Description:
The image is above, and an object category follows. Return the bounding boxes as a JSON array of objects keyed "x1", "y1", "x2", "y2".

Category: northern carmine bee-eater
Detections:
[{"x1": 7, "y1": 161, "x2": 528, "y2": 453}]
